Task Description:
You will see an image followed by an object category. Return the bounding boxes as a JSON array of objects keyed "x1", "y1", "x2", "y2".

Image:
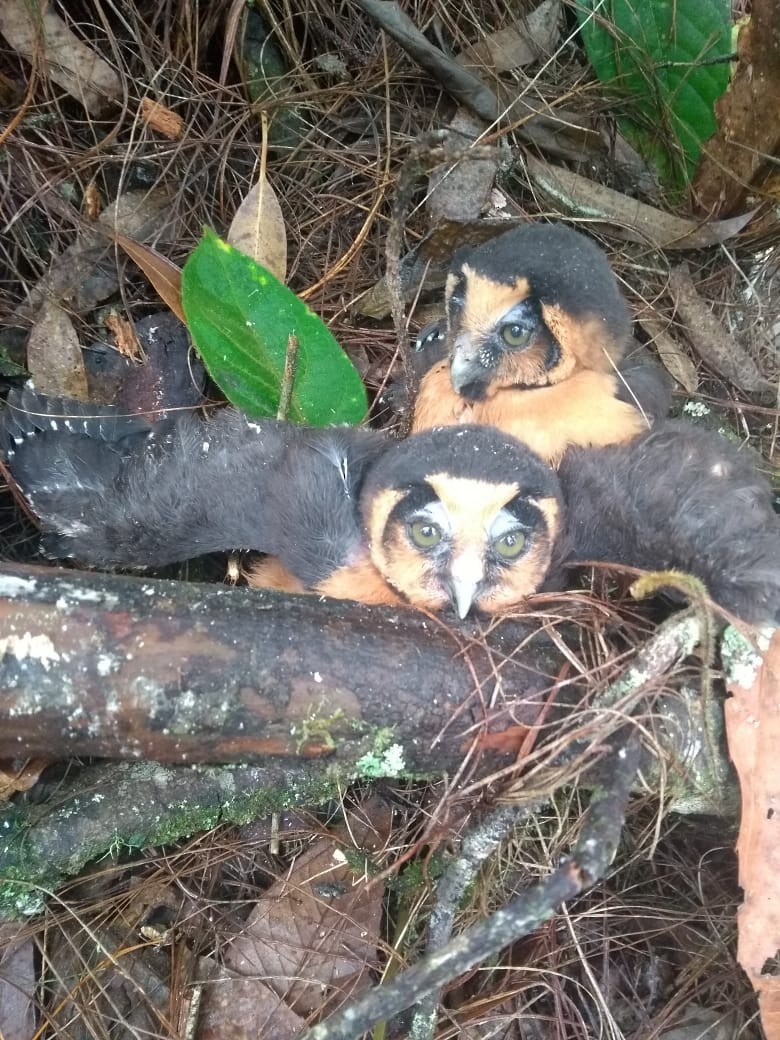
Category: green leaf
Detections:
[
  {"x1": 181, "y1": 229, "x2": 367, "y2": 425},
  {"x1": 577, "y1": 0, "x2": 731, "y2": 190}
]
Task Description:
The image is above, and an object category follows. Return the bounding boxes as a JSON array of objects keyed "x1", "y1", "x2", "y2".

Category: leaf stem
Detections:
[{"x1": 277, "y1": 333, "x2": 299, "y2": 420}]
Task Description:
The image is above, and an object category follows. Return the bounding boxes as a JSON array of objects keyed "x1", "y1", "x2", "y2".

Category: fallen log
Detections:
[
  {"x1": 0, "y1": 562, "x2": 565, "y2": 917},
  {"x1": 0, "y1": 565, "x2": 737, "y2": 919},
  {"x1": 0, "y1": 563, "x2": 562, "y2": 770}
]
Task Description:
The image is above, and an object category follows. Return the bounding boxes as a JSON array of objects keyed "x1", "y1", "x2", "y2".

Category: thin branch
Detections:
[
  {"x1": 409, "y1": 802, "x2": 539, "y2": 1037},
  {"x1": 300, "y1": 732, "x2": 642, "y2": 1040}
]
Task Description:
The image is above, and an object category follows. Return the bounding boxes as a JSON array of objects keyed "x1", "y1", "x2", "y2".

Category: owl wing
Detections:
[
  {"x1": 560, "y1": 420, "x2": 780, "y2": 624},
  {"x1": 1, "y1": 387, "x2": 385, "y2": 583}
]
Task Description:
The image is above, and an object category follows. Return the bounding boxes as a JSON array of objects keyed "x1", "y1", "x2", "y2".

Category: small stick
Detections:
[{"x1": 277, "y1": 333, "x2": 299, "y2": 420}]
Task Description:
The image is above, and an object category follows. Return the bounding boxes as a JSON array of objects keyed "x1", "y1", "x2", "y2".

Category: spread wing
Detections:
[
  {"x1": 560, "y1": 420, "x2": 780, "y2": 624},
  {"x1": 1, "y1": 387, "x2": 385, "y2": 582}
]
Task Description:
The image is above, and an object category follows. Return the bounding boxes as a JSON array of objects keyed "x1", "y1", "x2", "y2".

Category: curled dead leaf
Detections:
[
  {"x1": 668, "y1": 264, "x2": 773, "y2": 395},
  {"x1": 97, "y1": 188, "x2": 178, "y2": 243},
  {"x1": 104, "y1": 312, "x2": 144, "y2": 362},
  {"x1": 139, "y1": 96, "x2": 184, "y2": 139},
  {"x1": 458, "y1": 0, "x2": 562, "y2": 73},
  {"x1": 0, "y1": 1, "x2": 121, "y2": 115},
  {"x1": 199, "y1": 964, "x2": 304, "y2": 1039},
  {"x1": 525, "y1": 154, "x2": 757, "y2": 249},
  {"x1": 0, "y1": 758, "x2": 49, "y2": 801},
  {"x1": 224, "y1": 797, "x2": 390, "y2": 1017},
  {"x1": 724, "y1": 629, "x2": 780, "y2": 1040},
  {"x1": 694, "y1": 0, "x2": 780, "y2": 217},
  {"x1": 82, "y1": 180, "x2": 101, "y2": 220},
  {"x1": 111, "y1": 233, "x2": 184, "y2": 322},
  {"x1": 26, "y1": 301, "x2": 89, "y2": 400},
  {"x1": 227, "y1": 175, "x2": 287, "y2": 282},
  {"x1": 13, "y1": 189, "x2": 179, "y2": 325}
]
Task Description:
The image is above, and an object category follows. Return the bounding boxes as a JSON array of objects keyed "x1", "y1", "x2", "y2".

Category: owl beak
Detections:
[
  {"x1": 447, "y1": 550, "x2": 484, "y2": 619},
  {"x1": 450, "y1": 333, "x2": 490, "y2": 400}
]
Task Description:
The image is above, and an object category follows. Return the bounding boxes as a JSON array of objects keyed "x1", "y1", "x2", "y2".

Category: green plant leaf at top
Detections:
[
  {"x1": 577, "y1": 0, "x2": 731, "y2": 190},
  {"x1": 181, "y1": 229, "x2": 367, "y2": 425}
]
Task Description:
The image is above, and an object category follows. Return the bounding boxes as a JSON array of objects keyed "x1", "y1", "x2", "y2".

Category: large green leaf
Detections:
[
  {"x1": 181, "y1": 229, "x2": 367, "y2": 425},
  {"x1": 577, "y1": 0, "x2": 731, "y2": 190}
]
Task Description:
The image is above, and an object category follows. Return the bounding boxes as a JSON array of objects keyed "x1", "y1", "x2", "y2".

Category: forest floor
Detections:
[{"x1": 0, "y1": 1, "x2": 778, "y2": 1037}]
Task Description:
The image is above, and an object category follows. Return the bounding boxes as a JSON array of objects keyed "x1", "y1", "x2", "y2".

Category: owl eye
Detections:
[
  {"x1": 415, "y1": 322, "x2": 445, "y2": 352},
  {"x1": 409, "y1": 520, "x2": 442, "y2": 550},
  {"x1": 501, "y1": 323, "x2": 533, "y2": 348},
  {"x1": 494, "y1": 530, "x2": 527, "y2": 559}
]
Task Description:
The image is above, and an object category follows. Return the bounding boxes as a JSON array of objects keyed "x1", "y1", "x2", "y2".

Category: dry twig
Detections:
[{"x1": 301, "y1": 731, "x2": 641, "y2": 1040}]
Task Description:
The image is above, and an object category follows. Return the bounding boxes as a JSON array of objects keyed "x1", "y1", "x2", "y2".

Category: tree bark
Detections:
[
  {"x1": 0, "y1": 563, "x2": 562, "y2": 771},
  {"x1": 0, "y1": 566, "x2": 737, "y2": 920}
]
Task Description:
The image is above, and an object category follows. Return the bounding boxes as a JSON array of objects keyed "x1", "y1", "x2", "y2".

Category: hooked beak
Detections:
[
  {"x1": 447, "y1": 551, "x2": 484, "y2": 620},
  {"x1": 450, "y1": 333, "x2": 490, "y2": 399}
]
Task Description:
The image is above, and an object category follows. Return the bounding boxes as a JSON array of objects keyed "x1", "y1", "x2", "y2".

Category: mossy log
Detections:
[
  {"x1": 0, "y1": 562, "x2": 565, "y2": 917},
  {"x1": 0, "y1": 565, "x2": 737, "y2": 919},
  {"x1": 0, "y1": 563, "x2": 562, "y2": 770}
]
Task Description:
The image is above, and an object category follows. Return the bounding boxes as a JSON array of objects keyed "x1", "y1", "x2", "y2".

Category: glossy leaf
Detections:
[
  {"x1": 577, "y1": 0, "x2": 731, "y2": 189},
  {"x1": 181, "y1": 229, "x2": 367, "y2": 424}
]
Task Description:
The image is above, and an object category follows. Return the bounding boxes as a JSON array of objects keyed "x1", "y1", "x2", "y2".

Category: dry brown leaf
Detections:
[
  {"x1": 13, "y1": 188, "x2": 177, "y2": 323},
  {"x1": 139, "y1": 96, "x2": 184, "y2": 139},
  {"x1": 474, "y1": 724, "x2": 533, "y2": 754},
  {"x1": 198, "y1": 963, "x2": 304, "y2": 1040},
  {"x1": 694, "y1": 0, "x2": 780, "y2": 216},
  {"x1": 0, "y1": 1, "x2": 121, "y2": 115},
  {"x1": 458, "y1": 0, "x2": 562, "y2": 72},
  {"x1": 227, "y1": 175, "x2": 287, "y2": 282},
  {"x1": 82, "y1": 180, "x2": 101, "y2": 220},
  {"x1": 724, "y1": 629, "x2": 780, "y2": 1039},
  {"x1": 636, "y1": 313, "x2": 699, "y2": 393},
  {"x1": 111, "y1": 233, "x2": 185, "y2": 322},
  {"x1": 0, "y1": 758, "x2": 48, "y2": 801},
  {"x1": 426, "y1": 110, "x2": 498, "y2": 224},
  {"x1": 525, "y1": 154, "x2": 757, "y2": 249},
  {"x1": 225, "y1": 797, "x2": 390, "y2": 1018},
  {"x1": 668, "y1": 264, "x2": 773, "y2": 395},
  {"x1": 97, "y1": 188, "x2": 177, "y2": 243},
  {"x1": 104, "y1": 311, "x2": 144, "y2": 362},
  {"x1": 26, "y1": 300, "x2": 88, "y2": 400}
]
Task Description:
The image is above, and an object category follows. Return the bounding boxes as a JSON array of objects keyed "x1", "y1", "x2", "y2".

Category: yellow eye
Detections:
[
  {"x1": 494, "y1": 530, "x2": 526, "y2": 559},
  {"x1": 501, "y1": 323, "x2": 533, "y2": 348},
  {"x1": 409, "y1": 520, "x2": 442, "y2": 549}
]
